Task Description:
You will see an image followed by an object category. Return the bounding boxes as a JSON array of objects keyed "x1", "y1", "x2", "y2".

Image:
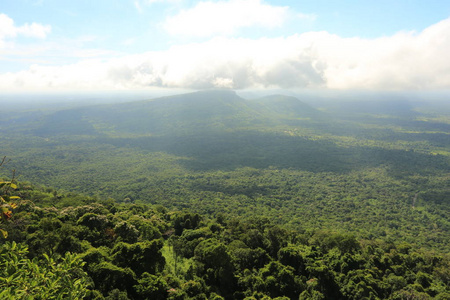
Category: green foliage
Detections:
[
  {"x1": 112, "y1": 240, "x2": 165, "y2": 275},
  {"x1": 134, "y1": 272, "x2": 168, "y2": 300},
  {"x1": 194, "y1": 238, "x2": 236, "y2": 296},
  {"x1": 1, "y1": 91, "x2": 450, "y2": 298},
  {"x1": 1, "y1": 192, "x2": 449, "y2": 299},
  {"x1": 89, "y1": 261, "x2": 136, "y2": 295},
  {"x1": 0, "y1": 241, "x2": 90, "y2": 299},
  {"x1": 233, "y1": 247, "x2": 271, "y2": 271},
  {"x1": 2, "y1": 91, "x2": 449, "y2": 253},
  {"x1": 114, "y1": 221, "x2": 140, "y2": 243},
  {"x1": 0, "y1": 156, "x2": 19, "y2": 238},
  {"x1": 309, "y1": 232, "x2": 360, "y2": 253}
]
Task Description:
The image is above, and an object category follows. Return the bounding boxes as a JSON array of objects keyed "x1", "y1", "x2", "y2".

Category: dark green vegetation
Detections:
[
  {"x1": 1, "y1": 90, "x2": 449, "y2": 298},
  {"x1": 1, "y1": 90, "x2": 449, "y2": 251},
  {"x1": 1, "y1": 184, "x2": 449, "y2": 299}
]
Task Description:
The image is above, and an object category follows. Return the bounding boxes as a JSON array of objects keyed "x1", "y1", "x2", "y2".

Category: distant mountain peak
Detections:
[
  {"x1": 155, "y1": 89, "x2": 241, "y2": 104},
  {"x1": 194, "y1": 89, "x2": 237, "y2": 95}
]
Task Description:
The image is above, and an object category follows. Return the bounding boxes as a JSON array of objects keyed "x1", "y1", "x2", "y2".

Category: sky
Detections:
[{"x1": 1, "y1": 0, "x2": 450, "y2": 92}]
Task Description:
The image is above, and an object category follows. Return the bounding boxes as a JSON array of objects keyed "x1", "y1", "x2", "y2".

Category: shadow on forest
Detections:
[{"x1": 97, "y1": 131, "x2": 449, "y2": 176}]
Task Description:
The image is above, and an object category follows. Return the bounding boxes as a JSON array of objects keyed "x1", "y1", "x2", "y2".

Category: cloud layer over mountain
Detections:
[{"x1": 1, "y1": 13, "x2": 450, "y2": 91}]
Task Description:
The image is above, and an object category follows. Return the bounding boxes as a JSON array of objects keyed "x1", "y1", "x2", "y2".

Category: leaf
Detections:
[
  {"x1": 0, "y1": 229, "x2": 8, "y2": 238},
  {"x1": 10, "y1": 196, "x2": 20, "y2": 200},
  {"x1": 3, "y1": 210, "x2": 12, "y2": 220}
]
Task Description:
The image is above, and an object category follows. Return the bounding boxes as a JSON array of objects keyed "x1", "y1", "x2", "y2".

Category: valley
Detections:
[{"x1": 1, "y1": 90, "x2": 449, "y2": 251}]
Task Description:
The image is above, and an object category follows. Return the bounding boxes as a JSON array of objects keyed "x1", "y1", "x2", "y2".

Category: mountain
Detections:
[
  {"x1": 31, "y1": 90, "x2": 323, "y2": 137},
  {"x1": 35, "y1": 90, "x2": 320, "y2": 135},
  {"x1": 13, "y1": 89, "x2": 449, "y2": 175},
  {"x1": 1, "y1": 89, "x2": 449, "y2": 257},
  {"x1": 85, "y1": 90, "x2": 261, "y2": 135}
]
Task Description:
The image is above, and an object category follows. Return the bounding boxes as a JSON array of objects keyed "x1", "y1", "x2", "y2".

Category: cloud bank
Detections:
[{"x1": 1, "y1": 17, "x2": 450, "y2": 91}]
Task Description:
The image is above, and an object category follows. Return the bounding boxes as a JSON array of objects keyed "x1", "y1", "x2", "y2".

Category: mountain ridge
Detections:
[{"x1": 33, "y1": 90, "x2": 323, "y2": 137}]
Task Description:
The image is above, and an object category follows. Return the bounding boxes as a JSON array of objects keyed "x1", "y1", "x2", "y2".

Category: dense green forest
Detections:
[
  {"x1": 1, "y1": 181, "x2": 449, "y2": 299},
  {"x1": 0, "y1": 90, "x2": 449, "y2": 298}
]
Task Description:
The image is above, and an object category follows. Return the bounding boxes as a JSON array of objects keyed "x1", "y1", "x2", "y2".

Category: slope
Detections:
[
  {"x1": 30, "y1": 90, "x2": 324, "y2": 137},
  {"x1": 1, "y1": 90, "x2": 449, "y2": 253}
]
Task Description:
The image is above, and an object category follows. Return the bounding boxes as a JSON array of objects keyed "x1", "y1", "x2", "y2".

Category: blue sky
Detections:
[{"x1": 1, "y1": 0, "x2": 450, "y2": 91}]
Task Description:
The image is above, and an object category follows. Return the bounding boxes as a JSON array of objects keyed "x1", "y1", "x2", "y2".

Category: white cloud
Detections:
[
  {"x1": 1, "y1": 17, "x2": 450, "y2": 91},
  {"x1": 310, "y1": 18, "x2": 450, "y2": 89},
  {"x1": 0, "y1": 14, "x2": 16, "y2": 40},
  {"x1": 0, "y1": 13, "x2": 51, "y2": 43},
  {"x1": 163, "y1": 0, "x2": 289, "y2": 37},
  {"x1": 16, "y1": 22, "x2": 51, "y2": 39}
]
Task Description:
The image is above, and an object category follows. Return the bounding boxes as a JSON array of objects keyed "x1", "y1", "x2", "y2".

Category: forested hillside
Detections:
[
  {"x1": 1, "y1": 90, "x2": 449, "y2": 298},
  {"x1": 1, "y1": 182, "x2": 449, "y2": 299},
  {"x1": 1, "y1": 90, "x2": 449, "y2": 253}
]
